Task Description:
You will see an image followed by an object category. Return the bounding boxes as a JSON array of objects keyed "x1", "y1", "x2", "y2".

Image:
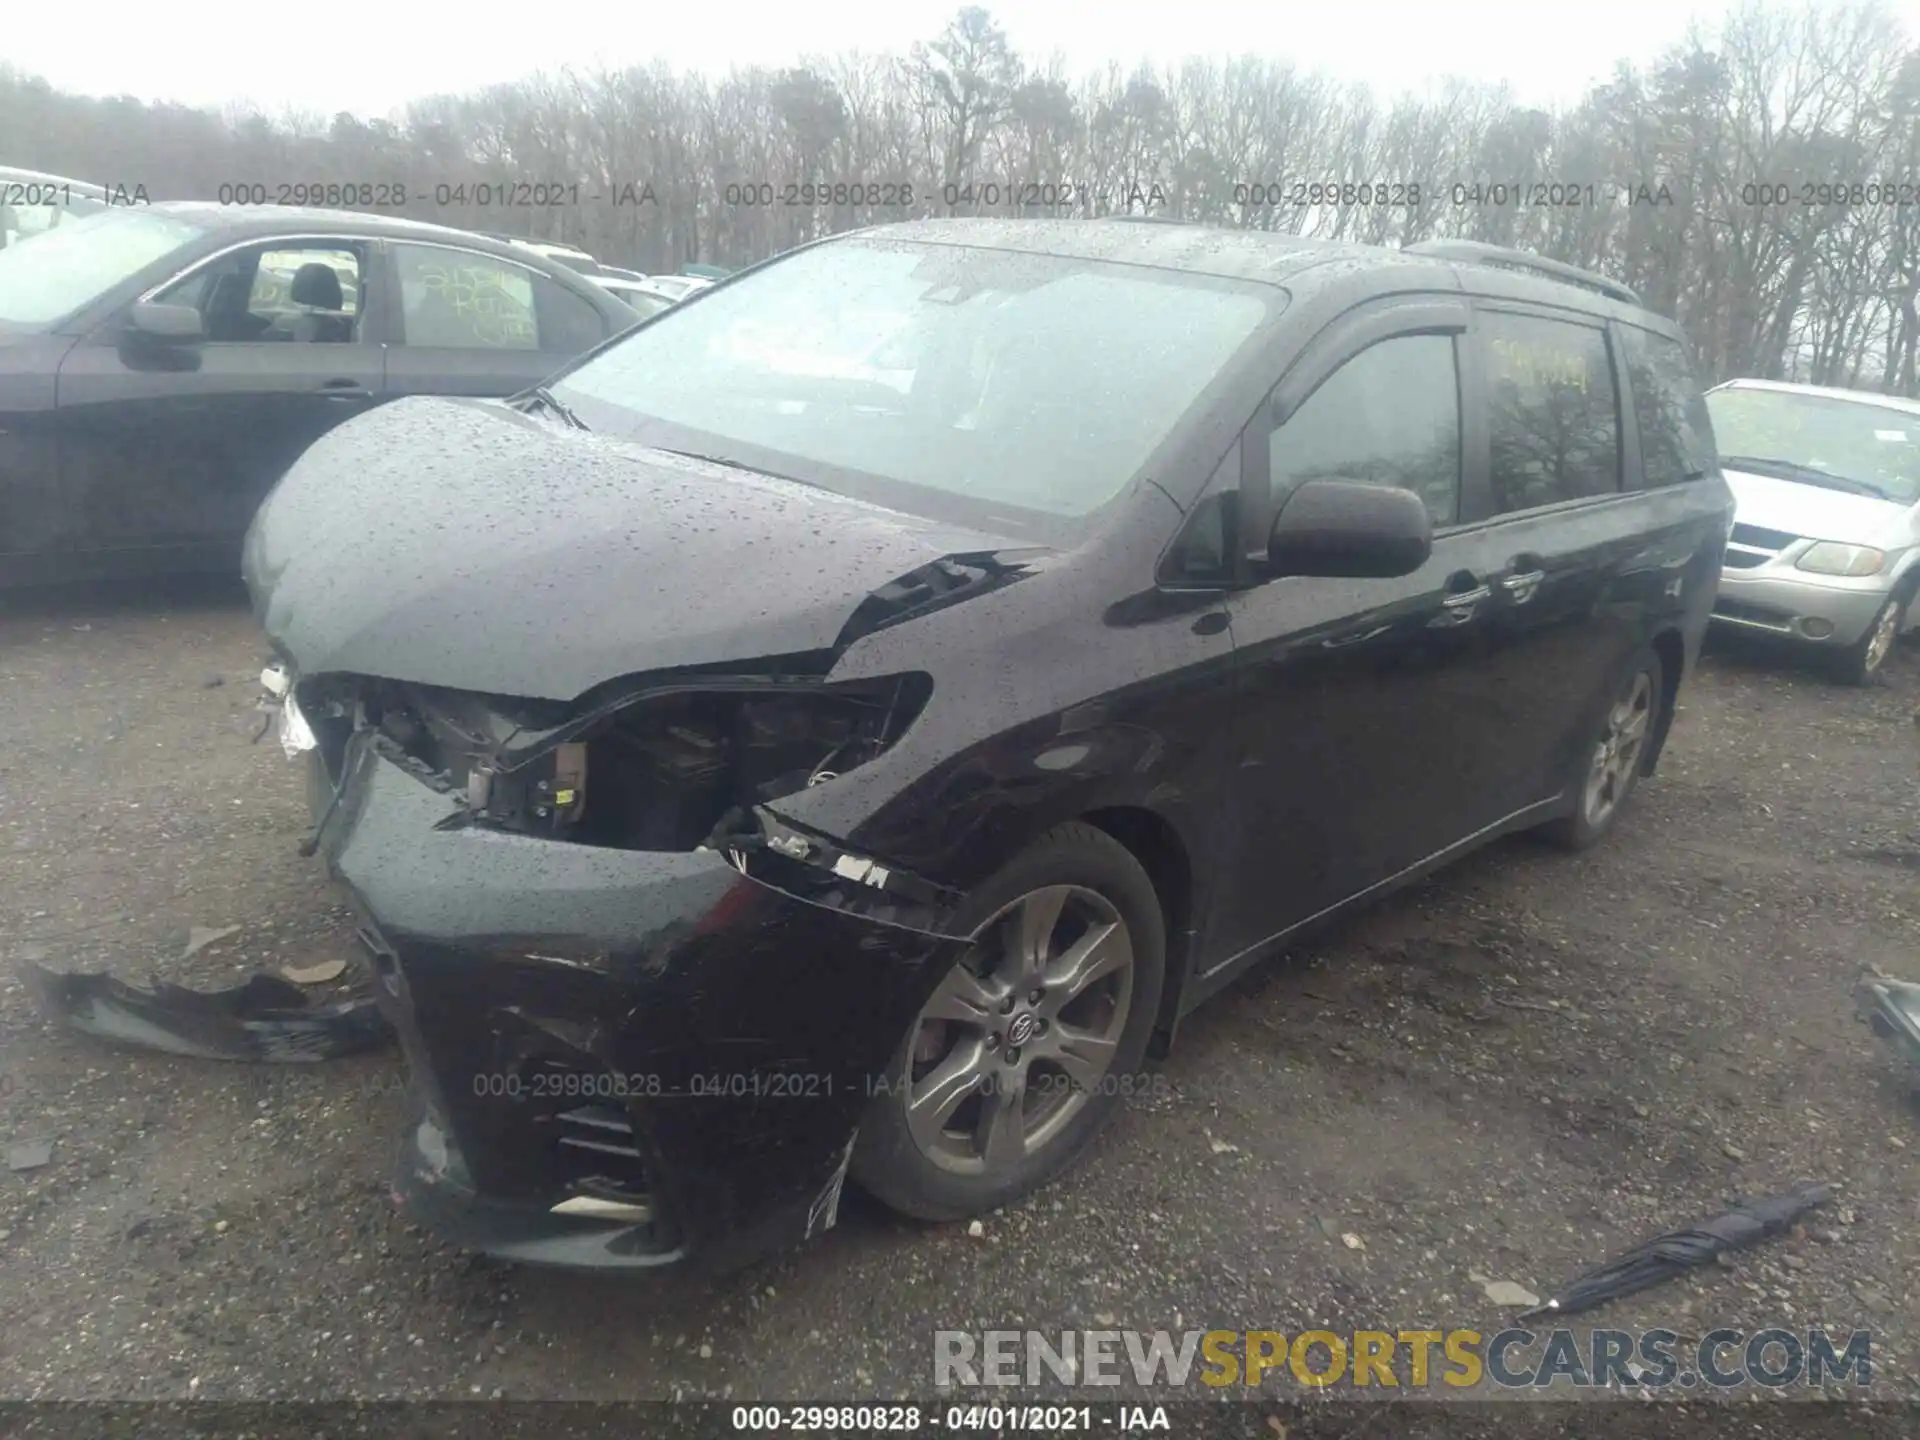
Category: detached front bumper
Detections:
[
  {"x1": 314, "y1": 735, "x2": 959, "y2": 1272},
  {"x1": 1711, "y1": 565, "x2": 1894, "y2": 647}
]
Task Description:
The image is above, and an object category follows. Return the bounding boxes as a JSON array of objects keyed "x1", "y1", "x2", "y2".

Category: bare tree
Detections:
[{"x1": 4, "y1": 1, "x2": 1915, "y2": 392}]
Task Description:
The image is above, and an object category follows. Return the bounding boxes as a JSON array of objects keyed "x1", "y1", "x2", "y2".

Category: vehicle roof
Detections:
[
  {"x1": 0, "y1": 165, "x2": 108, "y2": 198},
  {"x1": 137, "y1": 201, "x2": 566, "y2": 257},
  {"x1": 845, "y1": 217, "x2": 1676, "y2": 334},
  {"x1": 506, "y1": 237, "x2": 597, "y2": 257},
  {"x1": 1708, "y1": 377, "x2": 1920, "y2": 416}
]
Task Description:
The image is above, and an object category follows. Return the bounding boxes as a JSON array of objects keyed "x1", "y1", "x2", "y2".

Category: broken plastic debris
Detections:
[
  {"x1": 8, "y1": 1139, "x2": 53, "y2": 1172},
  {"x1": 281, "y1": 958, "x2": 348, "y2": 986},
  {"x1": 1517, "y1": 1181, "x2": 1832, "y2": 1322},
  {"x1": 1470, "y1": 1272, "x2": 1540, "y2": 1308},
  {"x1": 181, "y1": 925, "x2": 241, "y2": 959},
  {"x1": 21, "y1": 961, "x2": 392, "y2": 1063},
  {"x1": 1856, "y1": 968, "x2": 1920, "y2": 1074},
  {"x1": 279, "y1": 696, "x2": 317, "y2": 758}
]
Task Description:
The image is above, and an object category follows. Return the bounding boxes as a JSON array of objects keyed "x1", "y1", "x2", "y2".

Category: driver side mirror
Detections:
[
  {"x1": 127, "y1": 300, "x2": 204, "y2": 344},
  {"x1": 1265, "y1": 478, "x2": 1432, "y2": 579}
]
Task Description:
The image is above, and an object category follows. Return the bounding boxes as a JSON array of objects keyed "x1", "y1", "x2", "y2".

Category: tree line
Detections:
[{"x1": 4, "y1": 0, "x2": 1916, "y2": 393}]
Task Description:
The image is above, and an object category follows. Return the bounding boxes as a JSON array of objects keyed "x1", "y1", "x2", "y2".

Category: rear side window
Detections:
[
  {"x1": 1619, "y1": 325, "x2": 1717, "y2": 487},
  {"x1": 1479, "y1": 311, "x2": 1621, "y2": 513},
  {"x1": 395, "y1": 244, "x2": 537, "y2": 350}
]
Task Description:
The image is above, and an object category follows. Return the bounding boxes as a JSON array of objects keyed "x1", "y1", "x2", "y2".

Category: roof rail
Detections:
[{"x1": 1404, "y1": 239, "x2": 1641, "y2": 307}]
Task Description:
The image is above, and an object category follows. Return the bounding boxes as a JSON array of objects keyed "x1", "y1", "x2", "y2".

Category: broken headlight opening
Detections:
[{"x1": 303, "y1": 669, "x2": 933, "y2": 854}]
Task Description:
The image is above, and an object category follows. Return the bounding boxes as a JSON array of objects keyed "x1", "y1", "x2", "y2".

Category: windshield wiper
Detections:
[
  {"x1": 647, "y1": 446, "x2": 819, "y2": 489},
  {"x1": 518, "y1": 385, "x2": 589, "y2": 431},
  {"x1": 1720, "y1": 455, "x2": 1889, "y2": 500}
]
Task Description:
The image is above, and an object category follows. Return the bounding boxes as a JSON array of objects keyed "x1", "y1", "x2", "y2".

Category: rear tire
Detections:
[
  {"x1": 850, "y1": 822, "x2": 1165, "y2": 1222},
  {"x1": 1541, "y1": 647, "x2": 1665, "y2": 853}
]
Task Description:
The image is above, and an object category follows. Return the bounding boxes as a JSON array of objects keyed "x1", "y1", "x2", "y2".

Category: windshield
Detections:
[
  {"x1": 553, "y1": 238, "x2": 1275, "y2": 525},
  {"x1": 1707, "y1": 385, "x2": 1920, "y2": 505},
  {"x1": 0, "y1": 207, "x2": 204, "y2": 328}
]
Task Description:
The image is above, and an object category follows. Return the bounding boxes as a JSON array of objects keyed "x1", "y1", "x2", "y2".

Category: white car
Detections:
[
  {"x1": 1707, "y1": 378, "x2": 1920, "y2": 683},
  {"x1": 492, "y1": 236, "x2": 604, "y2": 276},
  {"x1": 635, "y1": 274, "x2": 714, "y2": 302},
  {"x1": 590, "y1": 274, "x2": 692, "y2": 321},
  {"x1": 0, "y1": 166, "x2": 113, "y2": 248}
]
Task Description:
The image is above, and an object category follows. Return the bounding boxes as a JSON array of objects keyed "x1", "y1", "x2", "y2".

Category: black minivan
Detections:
[{"x1": 245, "y1": 220, "x2": 1735, "y2": 1272}]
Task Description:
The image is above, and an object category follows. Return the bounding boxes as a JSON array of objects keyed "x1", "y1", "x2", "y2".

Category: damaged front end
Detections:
[
  {"x1": 274, "y1": 659, "x2": 970, "y2": 1271},
  {"x1": 296, "y1": 662, "x2": 962, "y2": 930},
  {"x1": 293, "y1": 656, "x2": 974, "y2": 935},
  {"x1": 357, "y1": 667, "x2": 927, "y2": 845}
]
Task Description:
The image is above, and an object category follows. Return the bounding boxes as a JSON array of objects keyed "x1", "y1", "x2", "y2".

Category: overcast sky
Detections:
[{"x1": 9, "y1": 0, "x2": 1918, "y2": 118}]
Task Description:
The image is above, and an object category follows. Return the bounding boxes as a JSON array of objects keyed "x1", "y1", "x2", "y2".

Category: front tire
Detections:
[
  {"x1": 1830, "y1": 586, "x2": 1911, "y2": 687},
  {"x1": 1541, "y1": 647, "x2": 1665, "y2": 853},
  {"x1": 850, "y1": 822, "x2": 1166, "y2": 1221}
]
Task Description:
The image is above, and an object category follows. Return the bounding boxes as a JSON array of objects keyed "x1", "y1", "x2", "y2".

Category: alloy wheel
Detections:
[
  {"x1": 902, "y1": 884, "x2": 1134, "y2": 1176},
  {"x1": 1583, "y1": 669, "x2": 1654, "y2": 828},
  {"x1": 1862, "y1": 596, "x2": 1903, "y2": 676}
]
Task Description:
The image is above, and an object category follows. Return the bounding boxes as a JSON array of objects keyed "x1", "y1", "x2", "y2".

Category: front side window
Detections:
[
  {"x1": 0, "y1": 207, "x2": 204, "y2": 328},
  {"x1": 1480, "y1": 311, "x2": 1621, "y2": 514},
  {"x1": 1706, "y1": 385, "x2": 1920, "y2": 505},
  {"x1": 252, "y1": 248, "x2": 360, "y2": 317},
  {"x1": 1268, "y1": 333, "x2": 1462, "y2": 526},
  {"x1": 551, "y1": 238, "x2": 1276, "y2": 525},
  {"x1": 1619, "y1": 325, "x2": 1716, "y2": 488},
  {"x1": 155, "y1": 243, "x2": 365, "y2": 343}
]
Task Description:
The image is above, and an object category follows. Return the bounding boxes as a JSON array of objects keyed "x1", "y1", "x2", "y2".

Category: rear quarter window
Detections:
[{"x1": 1619, "y1": 325, "x2": 1717, "y2": 488}]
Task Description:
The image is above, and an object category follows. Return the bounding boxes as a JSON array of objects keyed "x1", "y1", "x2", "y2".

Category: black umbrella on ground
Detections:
[{"x1": 1516, "y1": 1181, "x2": 1833, "y2": 1322}]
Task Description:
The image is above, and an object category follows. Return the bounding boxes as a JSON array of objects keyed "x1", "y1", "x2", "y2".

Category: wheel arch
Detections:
[
  {"x1": 1641, "y1": 627, "x2": 1686, "y2": 776},
  {"x1": 1891, "y1": 555, "x2": 1920, "y2": 632},
  {"x1": 1080, "y1": 804, "x2": 1197, "y2": 1058}
]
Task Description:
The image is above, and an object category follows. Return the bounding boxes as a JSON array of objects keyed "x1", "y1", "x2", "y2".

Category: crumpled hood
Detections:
[
  {"x1": 1723, "y1": 466, "x2": 1912, "y2": 545},
  {"x1": 244, "y1": 396, "x2": 1023, "y2": 700}
]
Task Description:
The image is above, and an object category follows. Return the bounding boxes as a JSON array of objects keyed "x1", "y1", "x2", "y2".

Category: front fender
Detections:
[{"x1": 772, "y1": 711, "x2": 1213, "y2": 896}]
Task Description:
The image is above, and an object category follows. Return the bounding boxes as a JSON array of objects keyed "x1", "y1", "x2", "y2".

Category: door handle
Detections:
[
  {"x1": 319, "y1": 378, "x2": 370, "y2": 400},
  {"x1": 1501, "y1": 569, "x2": 1546, "y2": 604},
  {"x1": 1435, "y1": 583, "x2": 1491, "y2": 625}
]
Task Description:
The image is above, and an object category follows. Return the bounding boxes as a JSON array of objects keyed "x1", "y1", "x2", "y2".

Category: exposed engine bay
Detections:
[{"x1": 295, "y1": 668, "x2": 933, "y2": 855}]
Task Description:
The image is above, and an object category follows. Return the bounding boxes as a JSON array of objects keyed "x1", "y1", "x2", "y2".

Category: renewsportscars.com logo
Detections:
[{"x1": 933, "y1": 1327, "x2": 1873, "y2": 1391}]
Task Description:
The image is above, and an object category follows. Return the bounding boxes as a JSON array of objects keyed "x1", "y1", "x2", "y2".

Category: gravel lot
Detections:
[{"x1": 1, "y1": 578, "x2": 1917, "y2": 1428}]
